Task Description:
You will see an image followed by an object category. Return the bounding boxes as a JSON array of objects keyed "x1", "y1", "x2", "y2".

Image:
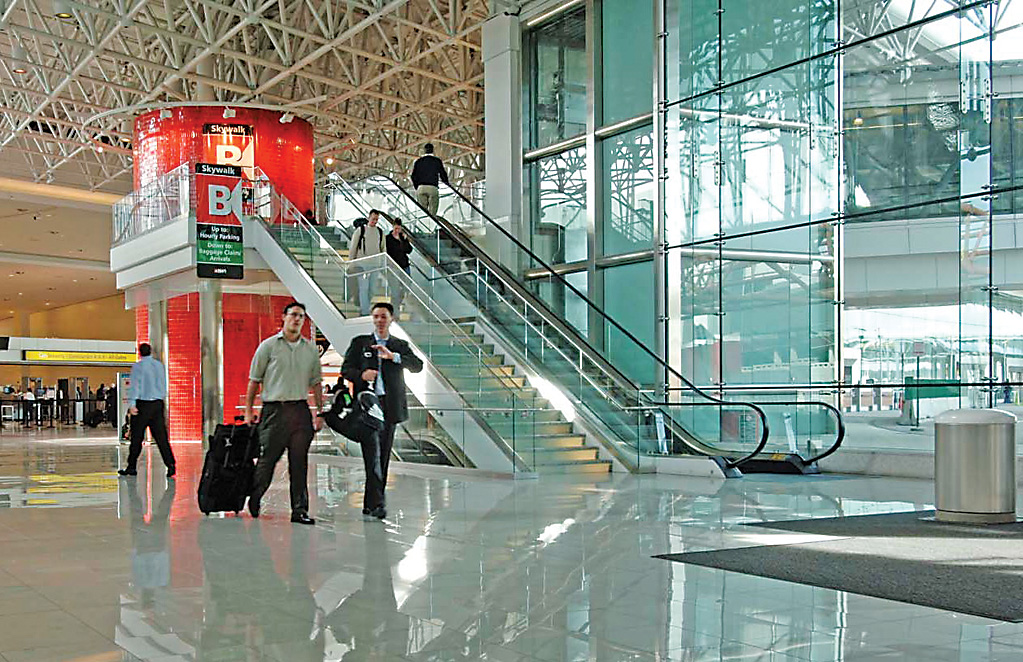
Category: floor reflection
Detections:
[{"x1": 0, "y1": 435, "x2": 1019, "y2": 661}]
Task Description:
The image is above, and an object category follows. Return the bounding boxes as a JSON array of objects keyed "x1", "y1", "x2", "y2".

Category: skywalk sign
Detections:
[{"x1": 195, "y1": 162, "x2": 244, "y2": 279}]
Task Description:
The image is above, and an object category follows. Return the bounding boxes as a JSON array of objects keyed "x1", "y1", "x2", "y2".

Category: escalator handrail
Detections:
[
  {"x1": 432, "y1": 177, "x2": 848, "y2": 468},
  {"x1": 343, "y1": 174, "x2": 773, "y2": 468},
  {"x1": 779, "y1": 399, "x2": 846, "y2": 464},
  {"x1": 625, "y1": 397, "x2": 846, "y2": 465}
]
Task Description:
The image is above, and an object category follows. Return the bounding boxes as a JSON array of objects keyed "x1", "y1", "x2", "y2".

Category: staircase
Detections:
[
  {"x1": 410, "y1": 318, "x2": 610, "y2": 474},
  {"x1": 263, "y1": 222, "x2": 611, "y2": 474}
]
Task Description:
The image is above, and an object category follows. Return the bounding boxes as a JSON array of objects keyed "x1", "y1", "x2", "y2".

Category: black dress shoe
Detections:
[
  {"x1": 362, "y1": 508, "x2": 372, "y2": 516},
  {"x1": 166, "y1": 466, "x2": 176, "y2": 478},
  {"x1": 117, "y1": 468, "x2": 137, "y2": 477},
  {"x1": 291, "y1": 513, "x2": 315, "y2": 525},
  {"x1": 371, "y1": 506, "x2": 386, "y2": 520},
  {"x1": 248, "y1": 497, "x2": 260, "y2": 518}
]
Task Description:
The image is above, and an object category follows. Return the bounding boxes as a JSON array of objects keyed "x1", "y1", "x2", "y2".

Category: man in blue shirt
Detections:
[{"x1": 119, "y1": 343, "x2": 176, "y2": 478}]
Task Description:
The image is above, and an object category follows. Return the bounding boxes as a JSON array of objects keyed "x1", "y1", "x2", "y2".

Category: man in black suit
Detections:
[{"x1": 341, "y1": 302, "x2": 423, "y2": 519}]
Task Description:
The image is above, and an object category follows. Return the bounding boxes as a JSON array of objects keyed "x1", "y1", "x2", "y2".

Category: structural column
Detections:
[
  {"x1": 482, "y1": 12, "x2": 523, "y2": 271},
  {"x1": 147, "y1": 300, "x2": 167, "y2": 361},
  {"x1": 199, "y1": 281, "x2": 223, "y2": 445}
]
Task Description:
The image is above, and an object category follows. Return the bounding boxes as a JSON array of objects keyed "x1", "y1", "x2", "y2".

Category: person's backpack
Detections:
[{"x1": 353, "y1": 217, "x2": 368, "y2": 230}]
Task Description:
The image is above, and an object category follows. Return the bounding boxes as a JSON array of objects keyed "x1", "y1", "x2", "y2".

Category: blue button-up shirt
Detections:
[
  {"x1": 129, "y1": 355, "x2": 167, "y2": 407},
  {"x1": 372, "y1": 332, "x2": 401, "y2": 396}
]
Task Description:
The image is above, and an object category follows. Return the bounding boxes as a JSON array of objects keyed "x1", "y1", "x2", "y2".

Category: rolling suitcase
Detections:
[{"x1": 197, "y1": 418, "x2": 258, "y2": 515}]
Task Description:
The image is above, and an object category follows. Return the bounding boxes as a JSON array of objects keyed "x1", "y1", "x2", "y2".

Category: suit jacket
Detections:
[{"x1": 341, "y1": 334, "x2": 423, "y2": 424}]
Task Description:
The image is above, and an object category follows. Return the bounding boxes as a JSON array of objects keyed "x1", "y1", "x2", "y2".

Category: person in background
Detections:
[
  {"x1": 119, "y1": 343, "x2": 176, "y2": 478},
  {"x1": 22, "y1": 387, "x2": 35, "y2": 425},
  {"x1": 410, "y1": 143, "x2": 449, "y2": 216},
  {"x1": 348, "y1": 209, "x2": 386, "y2": 316},
  {"x1": 245, "y1": 301, "x2": 324, "y2": 525},
  {"x1": 385, "y1": 218, "x2": 414, "y2": 312}
]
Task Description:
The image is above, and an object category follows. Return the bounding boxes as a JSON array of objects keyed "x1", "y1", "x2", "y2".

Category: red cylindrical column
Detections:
[
  {"x1": 131, "y1": 106, "x2": 315, "y2": 441},
  {"x1": 133, "y1": 106, "x2": 314, "y2": 212}
]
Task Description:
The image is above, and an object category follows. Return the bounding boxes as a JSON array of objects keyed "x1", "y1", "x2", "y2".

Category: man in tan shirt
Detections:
[
  {"x1": 245, "y1": 301, "x2": 324, "y2": 525},
  {"x1": 349, "y1": 209, "x2": 386, "y2": 315}
]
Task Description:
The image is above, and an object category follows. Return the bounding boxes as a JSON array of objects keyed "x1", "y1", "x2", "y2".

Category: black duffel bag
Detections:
[{"x1": 323, "y1": 388, "x2": 385, "y2": 444}]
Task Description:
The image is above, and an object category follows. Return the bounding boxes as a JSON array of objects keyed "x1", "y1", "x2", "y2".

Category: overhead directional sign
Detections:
[
  {"x1": 195, "y1": 162, "x2": 244, "y2": 279},
  {"x1": 24, "y1": 350, "x2": 137, "y2": 364}
]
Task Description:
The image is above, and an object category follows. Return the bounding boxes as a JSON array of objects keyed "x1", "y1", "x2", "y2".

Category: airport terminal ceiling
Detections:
[{"x1": 0, "y1": 0, "x2": 491, "y2": 194}]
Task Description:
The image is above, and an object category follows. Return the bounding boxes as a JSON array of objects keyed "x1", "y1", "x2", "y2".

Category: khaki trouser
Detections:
[{"x1": 416, "y1": 185, "x2": 439, "y2": 216}]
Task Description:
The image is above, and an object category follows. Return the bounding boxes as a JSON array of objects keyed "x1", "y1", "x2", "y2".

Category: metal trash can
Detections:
[{"x1": 934, "y1": 409, "x2": 1017, "y2": 524}]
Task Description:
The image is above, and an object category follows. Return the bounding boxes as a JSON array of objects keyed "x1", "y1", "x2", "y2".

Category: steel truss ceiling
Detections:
[{"x1": 0, "y1": 0, "x2": 489, "y2": 193}]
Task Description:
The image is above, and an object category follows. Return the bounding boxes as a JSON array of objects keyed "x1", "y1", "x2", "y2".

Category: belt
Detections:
[{"x1": 263, "y1": 400, "x2": 307, "y2": 405}]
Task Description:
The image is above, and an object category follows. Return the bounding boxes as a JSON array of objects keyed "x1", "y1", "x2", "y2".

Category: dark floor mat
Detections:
[{"x1": 656, "y1": 510, "x2": 1023, "y2": 621}]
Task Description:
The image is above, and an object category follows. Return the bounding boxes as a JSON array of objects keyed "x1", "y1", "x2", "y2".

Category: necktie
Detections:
[{"x1": 375, "y1": 339, "x2": 386, "y2": 396}]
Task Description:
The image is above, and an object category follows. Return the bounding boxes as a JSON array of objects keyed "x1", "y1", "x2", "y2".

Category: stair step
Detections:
[
  {"x1": 424, "y1": 344, "x2": 496, "y2": 356},
  {"x1": 527, "y1": 447, "x2": 599, "y2": 463},
  {"x1": 487, "y1": 421, "x2": 575, "y2": 436},
  {"x1": 499, "y1": 434, "x2": 587, "y2": 450},
  {"x1": 445, "y1": 372, "x2": 527, "y2": 387},
  {"x1": 431, "y1": 355, "x2": 504, "y2": 367},
  {"x1": 478, "y1": 409, "x2": 563, "y2": 423},
  {"x1": 533, "y1": 460, "x2": 612, "y2": 474},
  {"x1": 438, "y1": 364, "x2": 517, "y2": 378}
]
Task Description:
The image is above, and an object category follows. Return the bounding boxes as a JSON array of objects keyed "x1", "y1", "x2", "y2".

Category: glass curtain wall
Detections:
[
  {"x1": 838, "y1": 0, "x2": 1023, "y2": 430},
  {"x1": 663, "y1": 0, "x2": 839, "y2": 450},
  {"x1": 524, "y1": 6, "x2": 588, "y2": 150},
  {"x1": 522, "y1": 0, "x2": 1023, "y2": 451},
  {"x1": 661, "y1": 0, "x2": 1023, "y2": 448},
  {"x1": 524, "y1": 0, "x2": 658, "y2": 386}
]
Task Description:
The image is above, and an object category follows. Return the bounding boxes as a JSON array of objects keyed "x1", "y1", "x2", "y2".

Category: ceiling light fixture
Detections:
[
  {"x1": 526, "y1": 0, "x2": 584, "y2": 26},
  {"x1": 853, "y1": 113, "x2": 864, "y2": 127},
  {"x1": 279, "y1": 113, "x2": 294, "y2": 124},
  {"x1": 11, "y1": 44, "x2": 28, "y2": 74},
  {"x1": 53, "y1": 0, "x2": 73, "y2": 19},
  {"x1": 324, "y1": 156, "x2": 334, "y2": 166},
  {"x1": 222, "y1": 107, "x2": 236, "y2": 119}
]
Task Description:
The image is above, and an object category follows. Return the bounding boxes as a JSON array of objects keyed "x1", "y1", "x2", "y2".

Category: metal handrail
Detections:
[
  {"x1": 340, "y1": 175, "x2": 774, "y2": 468},
  {"x1": 623, "y1": 398, "x2": 845, "y2": 465}
]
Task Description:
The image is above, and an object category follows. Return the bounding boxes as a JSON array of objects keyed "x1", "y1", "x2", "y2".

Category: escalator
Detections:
[{"x1": 326, "y1": 174, "x2": 845, "y2": 474}]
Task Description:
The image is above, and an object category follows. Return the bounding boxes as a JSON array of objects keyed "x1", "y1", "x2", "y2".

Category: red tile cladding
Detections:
[
  {"x1": 221, "y1": 294, "x2": 308, "y2": 422},
  {"x1": 157, "y1": 293, "x2": 316, "y2": 433},
  {"x1": 135, "y1": 306, "x2": 149, "y2": 345},
  {"x1": 166, "y1": 293, "x2": 201, "y2": 441}
]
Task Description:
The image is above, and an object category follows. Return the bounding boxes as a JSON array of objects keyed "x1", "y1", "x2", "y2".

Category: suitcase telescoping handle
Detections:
[{"x1": 221, "y1": 417, "x2": 252, "y2": 469}]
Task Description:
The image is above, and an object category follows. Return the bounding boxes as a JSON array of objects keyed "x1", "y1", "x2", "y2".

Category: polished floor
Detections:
[{"x1": 0, "y1": 431, "x2": 1021, "y2": 661}]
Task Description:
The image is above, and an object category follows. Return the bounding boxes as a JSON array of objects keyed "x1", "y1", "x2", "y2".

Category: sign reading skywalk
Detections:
[{"x1": 195, "y1": 162, "x2": 244, "y2": 279}]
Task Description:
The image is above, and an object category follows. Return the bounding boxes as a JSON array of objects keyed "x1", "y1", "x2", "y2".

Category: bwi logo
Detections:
[{"x1": 207, "y1": 181, "x2": 244, "y2": 221}]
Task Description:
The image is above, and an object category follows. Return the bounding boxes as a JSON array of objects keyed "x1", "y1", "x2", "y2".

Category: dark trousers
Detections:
[
  {"x1": 251, "y1": 401, "x2": 314, "y2": 515},
  {"x1": 126, "y1": 400, "x2": 176, "y2": 470},
  {"x1": 360, "y1": 420, "x2": 396, "y2": 511}
]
